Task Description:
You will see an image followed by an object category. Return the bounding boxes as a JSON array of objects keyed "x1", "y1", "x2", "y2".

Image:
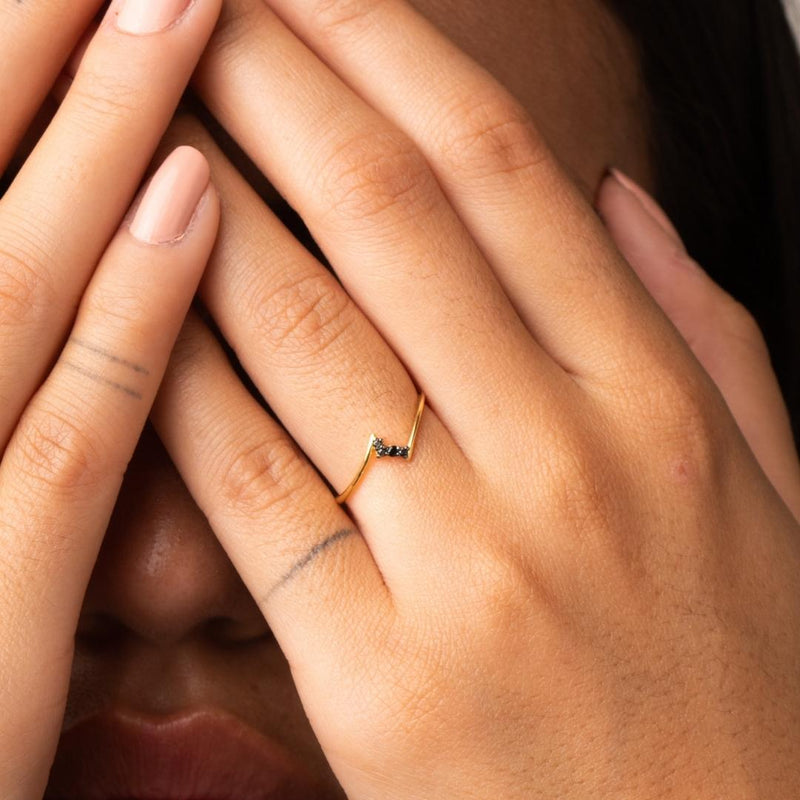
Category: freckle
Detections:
[{"x1": 671, "y1": 460, "x2": 692, "y2": 483}]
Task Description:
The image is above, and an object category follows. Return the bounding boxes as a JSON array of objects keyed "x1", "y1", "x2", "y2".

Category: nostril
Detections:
[
  {"x1": 75, "y1": 613, "x2": 128, "y2": 653},
  {"x1": 201, "y1": 616, "x2": 276, "y2": 648},
  {"x1": 77, "y1": 612, "x2": 275, "y2": 652},
  {"x1": 78, "y1": 427, "x2": 274, "y2": 655}
]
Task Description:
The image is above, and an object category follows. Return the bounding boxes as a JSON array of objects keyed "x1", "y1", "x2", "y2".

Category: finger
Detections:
[
  {"x1": 0, "y1": 0, "x2": 221, "y2": 447},
  {"x1": 48, "y1": 24, "x2": 98, "y2": 105},
  {"x1": 197, "y1": 0, "x2": 685, "y2": 384},
  {"x1": 0, "y1": 147, "x2": 216, "y2": 799},
  {"x1": 0, "y1": 0, "x2": 104, "y2": 171},
  {"x1": 192, "y1": 0, "x2": 572, "y2": 452},
  {"x1": 156, "y1": 119, "x2": 476, "y2": 580},
  {"x1": 597, "y1": 170, "x2": 800, "y2": 520},
  {"x1": 151, "y1": 312, "x2": 392, "y2": 677}
]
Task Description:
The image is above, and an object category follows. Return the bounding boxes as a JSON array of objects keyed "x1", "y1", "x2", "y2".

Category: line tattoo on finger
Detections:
[
  {"x1": 265, "y1": 528, "x2": 357, "y2": 602},
  {"x1": 63, "y1": 361, "x2": 143, "y2": 400},
  {"x1": 69, "y1": 337, "x2": 150, "y2": 375}
]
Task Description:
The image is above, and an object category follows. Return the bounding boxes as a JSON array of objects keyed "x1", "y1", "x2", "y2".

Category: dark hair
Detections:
[{"x1": 604, "y1": 0, "x2": 800, "y2": 443}]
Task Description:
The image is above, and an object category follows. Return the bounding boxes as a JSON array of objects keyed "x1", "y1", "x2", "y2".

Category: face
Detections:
[{"x1": 51, "y1": 0, "x2": 649, "y2": 794}]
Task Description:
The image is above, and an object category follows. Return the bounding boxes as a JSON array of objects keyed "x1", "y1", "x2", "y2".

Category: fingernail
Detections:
[
  {"x1": 609, "y1": 168, "x2": 685, "y2": 250},
  {"x1": 599, "y1": 169, "x2": 705, "y2": 279},
  {"x1": 130, "y1": 147, "x2": 210, "y2": 244},
  {"x1": 115, "y1": 0, "x2": 192, "y2": 35}
]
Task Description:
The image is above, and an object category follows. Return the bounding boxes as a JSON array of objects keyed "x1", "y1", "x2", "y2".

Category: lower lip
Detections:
[{"x1": 46, "y1": 708, "x2": 329, "y2": 799}]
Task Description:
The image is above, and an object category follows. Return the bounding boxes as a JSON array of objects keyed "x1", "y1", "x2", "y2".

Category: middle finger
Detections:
[{"x1": 191, "y1": 0, "x2": 564, "y2": 449}]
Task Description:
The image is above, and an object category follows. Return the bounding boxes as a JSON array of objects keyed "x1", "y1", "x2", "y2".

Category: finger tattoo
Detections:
[
  {"x1": 63, "y1": 337, "x2": 150, "y2": 400},
  {"x1": 69, "y1": 337, "x2": 150, "y2": 375},
  {"x1": 266, "y1": 528, "x2": 357, "y2": 601}
]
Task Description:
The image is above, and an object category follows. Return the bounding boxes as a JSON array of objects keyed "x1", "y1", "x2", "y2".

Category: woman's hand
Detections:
[
  {"x1": 151, "y1": 0, "x2": 800, "y2": 796},
  {"x1": 596, "y1": 170, "x2": 800, "y2": 519},
  {"x1": 0, "y1": 1, "x2": 221, "y2": 796}
]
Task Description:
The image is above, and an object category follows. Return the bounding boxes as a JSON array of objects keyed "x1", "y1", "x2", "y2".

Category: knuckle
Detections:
[
  {"x1": 214, "y1": 434, "x2": 306, "y2": 520},
  {"x1": 307, "y1": 0, "x2": 388, "y2": 42},
  {"x1": 315, "y1": 128, "x2": 437, "y2": 225},
  {"x1": 454, "y1": 545, "x2": 539, "y2": 632},
  {"x1": 636, "y1": 371, "x2": 725, "y2": 488},
  {"x1": 69, "y1": 72, "x2": 143, "y2": 131},
  {"x1": 0, "y1": 245, "x2": 56, "y2": 329},
  {"x1": 433, "y1": 91, "x2": 548, "y2": 181},
  {"x1": 248, "y1": 271, "x2": 356, "y2": 363},
  {"x1": 82, "y1": 280, "x2": 153, "y2": 334},
  {"x1": 538, "y1": 431, "x2": 616, "y2": 541},
  {"x1": 15, "y1": 404, "x2": 107, "y2": 494}
]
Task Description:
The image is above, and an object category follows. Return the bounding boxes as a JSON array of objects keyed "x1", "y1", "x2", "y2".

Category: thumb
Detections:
[{"x1": 596, "y1": 169, "x2": 800, "y2": 521}]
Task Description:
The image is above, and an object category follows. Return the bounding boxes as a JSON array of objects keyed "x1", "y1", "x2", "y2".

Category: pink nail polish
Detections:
[
  {"x1": 129, "y1": 147, "x2": 210, "y2": 245},
  {"x1": 599, "y1": 170, "x2": 705, "y2": 280},
  {"x1": 610, "y1": 168, "x2": 684, "y2": 248},
  {"x1": 115, "y1": 0, "x2": 192, "y2": 35}
]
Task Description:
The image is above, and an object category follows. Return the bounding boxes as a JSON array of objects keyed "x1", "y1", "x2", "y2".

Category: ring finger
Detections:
[
  {"x1": 151, "y1": 310, "x2": 393, "y2": 669},
  {"x1": 156, "y1": 118, "x2": 473, "y2": 583}
]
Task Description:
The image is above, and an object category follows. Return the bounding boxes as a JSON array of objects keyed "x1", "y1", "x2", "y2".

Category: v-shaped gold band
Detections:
[{"x1": 335, "y1": 392, "x2": 426, "y2": 505}]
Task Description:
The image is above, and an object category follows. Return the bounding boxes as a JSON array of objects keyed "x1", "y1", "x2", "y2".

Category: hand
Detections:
[
  {"x1": 0, "y1": 1, "x2": 221, "y2": 796},
  {"x1": 596, "y1": 170, "x2": 800, "y2": 520},
  {"x1": 152, "y1": 0, "x2": 800, "y2": 796}
]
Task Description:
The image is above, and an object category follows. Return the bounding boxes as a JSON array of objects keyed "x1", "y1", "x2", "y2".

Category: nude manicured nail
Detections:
[
  {"x1": 130, "y1": 147, "x2": 210, "y2": 245},
  {"x1": 610, "y1": 168, "x2": 684, "y2": 249},
  {"x1": 600, "y1": 169, "x2": 705, "y2": 279},
  {"x1": 115, "y1": 0, "x2": 191, "y2": 35}
]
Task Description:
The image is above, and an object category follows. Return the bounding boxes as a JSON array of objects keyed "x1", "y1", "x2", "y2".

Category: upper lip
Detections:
[{"x1": 45, "y1": 708, "x2": 331, "y2": 799}]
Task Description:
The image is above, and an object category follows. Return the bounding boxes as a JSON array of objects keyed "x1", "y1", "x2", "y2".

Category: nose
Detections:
[{"x1": 78, "y1": 425, "x2": 270, "y2": 648}]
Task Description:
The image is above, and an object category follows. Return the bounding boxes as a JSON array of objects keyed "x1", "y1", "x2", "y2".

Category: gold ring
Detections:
[{"x1": 335, "y1": 392, "x2": 426, "y2": 505}]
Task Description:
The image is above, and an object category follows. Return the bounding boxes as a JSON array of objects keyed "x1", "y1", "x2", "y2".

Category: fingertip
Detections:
[
  {"x1": 129, "y1": 145, "x2": 211, "y2": 245},
  {"x1": 597, "y1": 167, "x2": 703, "y2": 285},
  {"x1": 608, "y1": 168, "x2": 684, "y2": 246}
]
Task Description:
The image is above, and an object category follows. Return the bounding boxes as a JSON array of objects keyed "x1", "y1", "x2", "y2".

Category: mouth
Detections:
[{"x1": 45, "y1": 708, "x2": 335, "y2": 800}]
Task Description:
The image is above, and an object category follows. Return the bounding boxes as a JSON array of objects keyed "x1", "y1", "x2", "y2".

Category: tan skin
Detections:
[
  {"x1": 69, "y1": 1, "x2": 649, "y2": 792},
  {"x1": 0, "y1": 0, "x2": 798, "y2": 796}
]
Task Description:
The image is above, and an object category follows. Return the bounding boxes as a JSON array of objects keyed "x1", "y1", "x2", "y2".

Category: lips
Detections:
[{"x1": 45, "y1": 708, "x2": 336, "y2": 800}]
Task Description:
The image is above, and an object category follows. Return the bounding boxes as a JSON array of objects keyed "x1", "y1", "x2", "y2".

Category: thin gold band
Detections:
[{"x1": 335, "y1": 392, "x2": 426, "y2": 505}]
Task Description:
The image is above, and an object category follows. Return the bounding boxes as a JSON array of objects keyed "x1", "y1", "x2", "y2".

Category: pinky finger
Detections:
[
  {"x1": 0, "y1": 147, "x2": 217, "y2": 798},
  {"x1": 597, "y1": 169, "x2": 800, "y2": 521}
]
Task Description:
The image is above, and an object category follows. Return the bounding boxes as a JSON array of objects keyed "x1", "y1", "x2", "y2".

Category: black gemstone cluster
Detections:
[{"x1": 373, "y1": 438, "x2": 410, "y2": 459}]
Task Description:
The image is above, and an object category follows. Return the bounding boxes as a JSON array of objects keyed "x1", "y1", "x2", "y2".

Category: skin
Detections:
[
  {"x1": 71, "y1": 1, "x2": 653, "y2": 792},
  {"x1": 0, "y1": 0, "x2": 798, "y2": 797}
]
